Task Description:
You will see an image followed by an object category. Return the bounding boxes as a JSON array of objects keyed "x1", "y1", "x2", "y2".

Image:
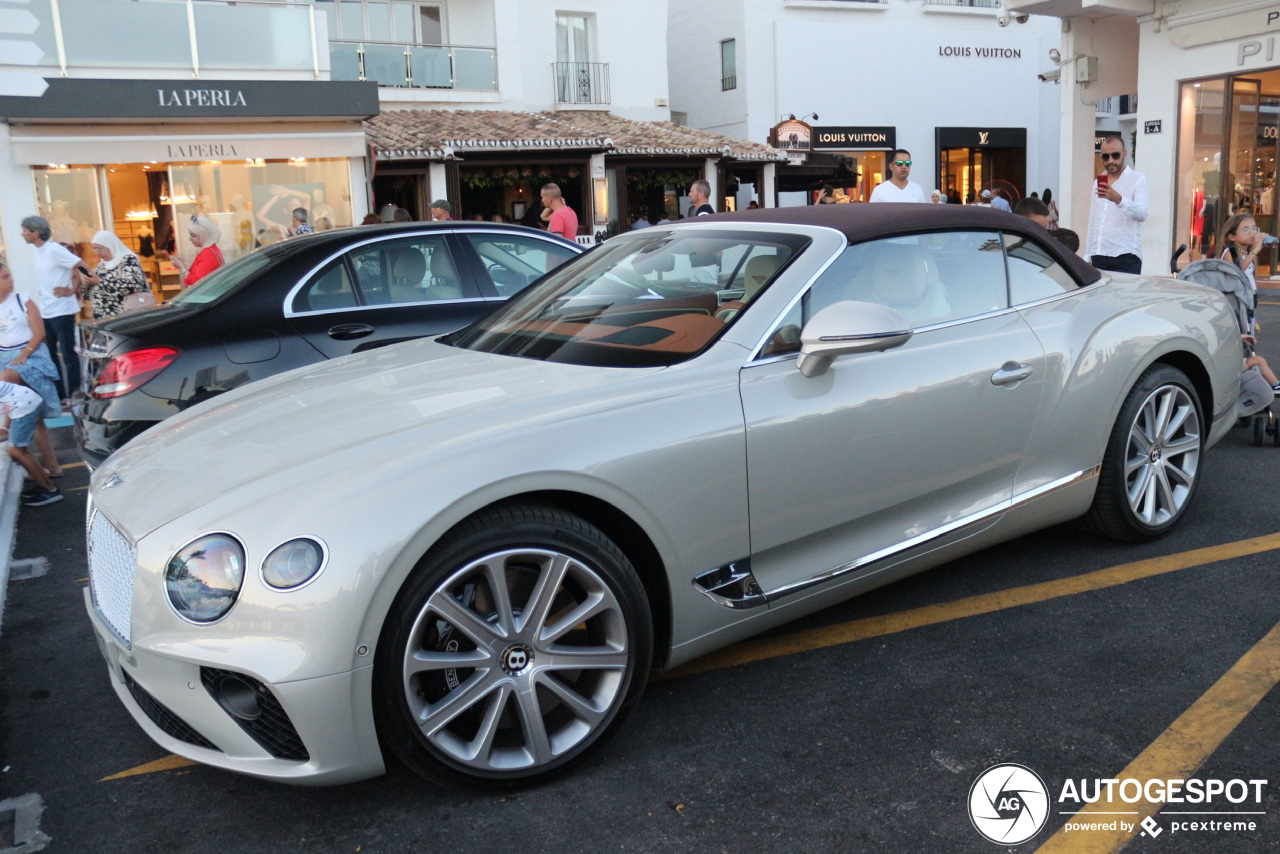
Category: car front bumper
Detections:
[{"x1": 84, "y1": 587, "x2": 385, "y2": 786}]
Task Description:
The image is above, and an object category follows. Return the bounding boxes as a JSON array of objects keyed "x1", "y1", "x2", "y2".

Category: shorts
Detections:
[{"x1": 9, "y1": 407, "x2": 41, "y2": 448}]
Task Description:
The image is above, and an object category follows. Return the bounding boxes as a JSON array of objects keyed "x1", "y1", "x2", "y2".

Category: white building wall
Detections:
[
  {"x1": 380, "y1": 0, "x2": 670, "y2": 120},
  {"x1": 1134, "y1": 18, "x2": 1279, "y2": 275},
  {"x1": 669, "y1": 0, "x2": 1060, "y2": 201}
]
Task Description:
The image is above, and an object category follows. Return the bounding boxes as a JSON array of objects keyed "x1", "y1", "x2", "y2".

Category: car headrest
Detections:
[
  {"x1": 390, "y1": 247, "x2": 427, "y2": 284},
  {"x1": 743, "y1": 254, "x2": 783, "y2": 300}
]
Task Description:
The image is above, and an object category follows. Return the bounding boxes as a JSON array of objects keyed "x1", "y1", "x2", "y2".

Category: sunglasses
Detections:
[
  {"x1": 893, "y1": 160, "x2": 912, "y2": 167},
  {"x1": 1100, "y1": 151, "x2": 1124, "y2": 161}
]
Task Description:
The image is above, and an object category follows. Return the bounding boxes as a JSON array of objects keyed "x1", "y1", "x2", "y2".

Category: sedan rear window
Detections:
[
  {"x1": 447, "y1": 229, "x2": 810, "y2": 367},
  {"x1": 167, "y1": 251, "x2": 275, "y2": 306}
]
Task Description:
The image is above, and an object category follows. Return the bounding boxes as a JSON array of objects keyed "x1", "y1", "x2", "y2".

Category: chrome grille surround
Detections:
[{"x1": 87, "y1": 498, "x2": 137, "y2": 646}]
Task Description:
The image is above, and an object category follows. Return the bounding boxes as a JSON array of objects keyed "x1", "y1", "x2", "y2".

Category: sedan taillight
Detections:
[{"x1": 93, "y1": 347, "x2": 180, "y2": 398}]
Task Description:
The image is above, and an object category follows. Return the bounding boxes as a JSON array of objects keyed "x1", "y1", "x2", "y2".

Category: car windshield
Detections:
[
  {"x1": 446, "y1": 229, "x2": 809, "y2": 367},
  {"x1": 167, "y1": 250, "x2": 276, "y2": 306}
]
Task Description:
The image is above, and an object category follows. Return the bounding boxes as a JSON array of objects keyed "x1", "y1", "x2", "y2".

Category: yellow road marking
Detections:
[
  {"x1": 665, "y1": 532, "x2": 1280, "y2": 678},
  {"x1": 100, "y1": 754, "x2": 198, "y2": 781},
  {"x1": 1035, "y1": 618, "x2": 1280, "y2": 853}
]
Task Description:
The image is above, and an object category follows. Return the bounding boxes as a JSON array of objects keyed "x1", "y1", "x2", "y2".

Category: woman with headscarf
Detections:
[
  {"x1": 81, "y1": 230, "x2": 150, "y2": 318},
  {"x1": 168, "y1": 215, "x2": 224, "y2": 287}
]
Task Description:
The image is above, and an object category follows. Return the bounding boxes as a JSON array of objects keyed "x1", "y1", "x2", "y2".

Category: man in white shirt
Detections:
[
  {"x1": 1085, "y1": 134, "x2": 1149, "y2": 274},
  {"x1": 21, "y1": 215, "x2": 81, "y2": 403},
  {"x1": 870, "y1": 150, "x2": 925, "y2": 203}
]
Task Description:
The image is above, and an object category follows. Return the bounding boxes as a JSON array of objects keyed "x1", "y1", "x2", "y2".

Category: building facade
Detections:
[
  {"x1": 0, "y1": 0, "x2": 777, "y2": 292},
  {"x1": 1008, "y1": 0, "x2": 1280, "y2": 274},
  {"x1": 667, "y1": 0, "x2": 1062, "y2": 208},
  {"x1": 0, "y1": 0, "x2": 376, "y2": 294}
]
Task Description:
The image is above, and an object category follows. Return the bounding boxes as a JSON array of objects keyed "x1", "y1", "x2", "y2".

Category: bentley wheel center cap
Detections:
[{"x1": 501, "y1": 644, "x2": 534, "y2": 675}]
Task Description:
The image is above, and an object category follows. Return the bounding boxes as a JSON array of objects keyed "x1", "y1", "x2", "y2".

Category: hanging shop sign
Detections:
[
  {"x1": 811, "y1": 126, "x2": 896, "y2": 150},
  {"x1": 770, "y1": 119, "x2": 813, "y2": 154}
]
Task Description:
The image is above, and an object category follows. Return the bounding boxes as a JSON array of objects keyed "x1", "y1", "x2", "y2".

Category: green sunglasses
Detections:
[{"x1": 893, "y1": 160, "x2": 912, "y2": 167}]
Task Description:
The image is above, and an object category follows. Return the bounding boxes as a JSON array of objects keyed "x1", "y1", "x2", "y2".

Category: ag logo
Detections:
[{"x1": 968, "y1": 763, "x2": 1050, "y2": 845}]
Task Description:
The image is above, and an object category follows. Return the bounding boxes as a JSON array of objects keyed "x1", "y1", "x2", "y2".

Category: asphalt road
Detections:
[{"x1": 3, "y1": 297, "x2": 1280, "y2": 854}]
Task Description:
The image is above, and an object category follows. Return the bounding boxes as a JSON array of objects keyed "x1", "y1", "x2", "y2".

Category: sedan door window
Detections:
[
  {"x1": 348, "y1": 237, "x2": 476, "y2": 306},
  {"x1": 462, "y1": 233, "x2": 580, "y2": 297},
  {"x1": 293, "y1": 259, "x2": 358, "y2": 312}
]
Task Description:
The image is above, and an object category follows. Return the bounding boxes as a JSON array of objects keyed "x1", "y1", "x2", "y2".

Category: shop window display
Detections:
[
  {"x1": 168, "y1": 159, "x2": 353, "y2": 269},
  {"x1": 1176, "y1": 72, "x2": 1280, "y2": 270}
]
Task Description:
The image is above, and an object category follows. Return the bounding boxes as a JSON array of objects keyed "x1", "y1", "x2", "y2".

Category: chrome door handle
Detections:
[
  {"x1": 991, "y1": 363, "x2": 1033, "y2": 386},
  {"x1": 327, "y1": 323, "x2": 375, "y2": 340}
]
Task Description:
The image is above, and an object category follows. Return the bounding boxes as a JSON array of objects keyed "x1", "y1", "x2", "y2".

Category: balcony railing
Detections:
[
  {"x1": 15, "y1": 0, "x2": 322, "y2": 78},
  {"x1": 552, "y1": 61, "x2": 610, "y2": 106},
  {"x1": 924, "y1": 0, "x2": 1001, "y2": 7},
  {"x1": 330, "y1": 40, "x2": 497, "y2": 90},
  {"x1": 721, "y1": 75, "x2": 737, "y2": 91}
]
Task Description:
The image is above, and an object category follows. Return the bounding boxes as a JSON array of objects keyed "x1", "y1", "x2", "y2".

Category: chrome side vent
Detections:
[{"x1": 693, "y1": 561, "x2": 767, "y2": 610}]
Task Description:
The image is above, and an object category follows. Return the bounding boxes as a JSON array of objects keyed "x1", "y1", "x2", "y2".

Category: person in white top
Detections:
[
  {"x1": 21, "y1": 215, "x2": 82, "y2": 404},
  {"x1": 1085, "y1": 134, "x2": 1149, "y2": 274},
  {"x1": 869, "y1": 150, "x2": 925, "y2": 203}
]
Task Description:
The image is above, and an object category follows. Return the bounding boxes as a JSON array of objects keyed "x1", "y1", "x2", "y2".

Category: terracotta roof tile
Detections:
[{"x1": 365, "y1": 109, "x2": 786, "y2": 162}]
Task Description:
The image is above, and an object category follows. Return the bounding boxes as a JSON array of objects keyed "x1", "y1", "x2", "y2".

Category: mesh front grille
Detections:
[
  {"x1": 87, "y1": 500, "x2": 136, "y2": 645},
  {"x1": 123, "y1": 671, "x2": 220, "y2": 751},
  {"x1": 201, "y1": 668, "x2": 310, "y2": 762}
]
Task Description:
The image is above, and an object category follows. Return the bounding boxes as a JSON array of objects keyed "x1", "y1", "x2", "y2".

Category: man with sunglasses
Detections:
[
  {"x1": 870, "y1": 150, "x2": 925, "y2": 204},
  {"x1": 1086, "y1": 134, "x2": 1148, "y2": 274}
]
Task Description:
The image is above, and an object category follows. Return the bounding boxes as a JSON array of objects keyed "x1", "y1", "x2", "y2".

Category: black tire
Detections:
[
  {"x1": 373, "y1": 503, "x2": 652, "y2": 788},
  {"x1": 1082, "y1": 364, "x2": 1204, "y2": 542},
  {"x1": 1272, "y1": 410, "x2": 1280, "y2": 447},
  {"x1": 1255, "y1": 414, "x2": 1267, "y2": 447}
]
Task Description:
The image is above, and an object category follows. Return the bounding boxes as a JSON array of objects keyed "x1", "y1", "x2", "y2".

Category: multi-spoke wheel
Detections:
[
  {"x1": 375, "y1": 504, "x2": 652, "y2": 786},
  {"x1": 1083, "y1": 365, "x2": 1204, "y2": 541}
]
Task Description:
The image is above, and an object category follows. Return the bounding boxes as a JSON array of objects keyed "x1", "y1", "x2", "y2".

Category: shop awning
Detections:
[
  {"x1": 7, "y1": 121, "x2": 367, "y2": 165},
  {"x1": 366, "y1": 110, "x2": 788, "y2": 163}
]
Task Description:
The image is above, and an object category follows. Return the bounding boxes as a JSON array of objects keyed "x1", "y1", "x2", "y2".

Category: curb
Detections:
[{"x1": 0, "y1": 457, "x2": 24, "y2": 637}]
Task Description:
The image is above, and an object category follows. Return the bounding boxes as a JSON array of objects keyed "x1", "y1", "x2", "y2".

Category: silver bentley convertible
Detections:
[{"x1": 84, "y1": 204, "x2": 1242, "y2": 788}]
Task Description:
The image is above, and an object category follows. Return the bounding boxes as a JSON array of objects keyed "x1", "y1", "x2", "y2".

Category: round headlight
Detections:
[
  {"x1": 262, "y1": 538, "x2": 326, "y2": 589},
  {"x1": 165, "y1": 534, "x2": 245, "y2": 623}
]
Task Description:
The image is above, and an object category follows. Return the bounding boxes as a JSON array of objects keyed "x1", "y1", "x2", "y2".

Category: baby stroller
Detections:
[{"x1": 1176, "y1": 257, "x2": 1279, "y2": 446}]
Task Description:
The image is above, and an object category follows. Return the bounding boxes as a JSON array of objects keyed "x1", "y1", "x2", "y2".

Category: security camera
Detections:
[
  {"x1": 1049, "y1": 48, "x2": 1061, "y2": 63},
  {"x1": 1038, "y1": 68, "x2": 1060, "y2": 83},
  {"x1": 997, "y1": 9, "x2": 1012, "y2": 26}
]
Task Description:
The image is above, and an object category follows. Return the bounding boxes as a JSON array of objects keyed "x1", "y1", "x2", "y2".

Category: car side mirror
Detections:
[{"x1": 795, "y1": 301, "x2": 913, "y2": 378}]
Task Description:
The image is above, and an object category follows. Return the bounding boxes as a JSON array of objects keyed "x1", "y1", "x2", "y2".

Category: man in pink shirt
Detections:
[{"x1": 540, "y1": 183, "x2": 579, "y2": 241}]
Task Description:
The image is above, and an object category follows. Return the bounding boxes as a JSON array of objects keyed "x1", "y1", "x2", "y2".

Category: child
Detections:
[{"x1": 1, "y1": 369, "x2": 62, "y2": 506}]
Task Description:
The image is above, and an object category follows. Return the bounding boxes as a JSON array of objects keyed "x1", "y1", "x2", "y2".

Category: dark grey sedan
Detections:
[{"x1": 74, "y1": 222, "x2": 581, "y2": 466}]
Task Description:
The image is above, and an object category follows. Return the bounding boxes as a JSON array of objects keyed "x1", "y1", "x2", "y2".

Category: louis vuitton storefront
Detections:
[
  {"x1": 0, "y1": 78, "x2": 378, "y2": 293},
  {"x1": 936, "y1": 127, "x2": 1027, "y2": 206}
]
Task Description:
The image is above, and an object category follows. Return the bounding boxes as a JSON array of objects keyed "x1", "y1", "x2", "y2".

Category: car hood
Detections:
[{"x1": 92, "y1": 339, "x2": 666, "y2": 533}]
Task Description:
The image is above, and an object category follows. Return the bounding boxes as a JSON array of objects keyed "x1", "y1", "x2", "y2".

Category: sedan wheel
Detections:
[
  {"x1": 1083, "y1": 365, "x2": 1203, "y2": 541},
  {"x1": 375, "y1": 504, "x2": 652, "y2": 786}
]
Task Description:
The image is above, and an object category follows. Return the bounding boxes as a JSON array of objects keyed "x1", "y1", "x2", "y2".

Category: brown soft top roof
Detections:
[{"x1": 701, "y1": 203, "x2": 1101, "y2": 286}]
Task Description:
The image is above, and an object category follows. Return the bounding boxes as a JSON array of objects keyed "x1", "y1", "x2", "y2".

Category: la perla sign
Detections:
[{"x1": 158, "y1": 88, "x2": 249, "y2": 108}]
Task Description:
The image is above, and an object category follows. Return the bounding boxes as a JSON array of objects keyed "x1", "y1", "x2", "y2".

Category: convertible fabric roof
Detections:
[{"x1": 705, "y1": 203, "x2": 1103, "y2": 286}]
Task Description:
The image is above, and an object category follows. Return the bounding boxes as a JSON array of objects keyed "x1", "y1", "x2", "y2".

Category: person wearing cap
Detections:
[
  {"x1": 168, "y1": 215, "x2": 225, "y2": 288},
  {"x1": 869, "y1": 150, "x2": 925, "y2": 203},
  {"x1": 430, "y1": 200, "x2": 453, "y2": 221}
]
